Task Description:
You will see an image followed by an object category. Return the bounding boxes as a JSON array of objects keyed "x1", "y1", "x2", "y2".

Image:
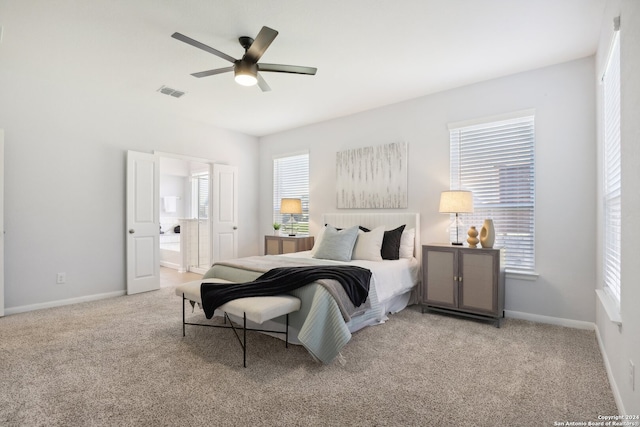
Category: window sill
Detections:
[
  {"x1": 506, "y1": 269, "x2": 539, "y2": 281},
  {"x1": 595, "y1": 289, "x2": 622, "y2": 326}
]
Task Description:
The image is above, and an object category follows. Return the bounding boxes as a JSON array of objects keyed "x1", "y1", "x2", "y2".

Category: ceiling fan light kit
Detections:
[
  {"x1": 234, "y1": 61, "x2": 258, "y2": 86},
  {"x1": 172, "y1": 26, "x2": 317, "y2": 91}
]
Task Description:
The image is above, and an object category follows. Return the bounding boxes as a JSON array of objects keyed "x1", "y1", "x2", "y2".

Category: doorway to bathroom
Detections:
[
  {"x1": 159, "y1": 155, "x2": 212, "y2": 276},
  {"x1": 126, "y1": 150, "x2": 237, "y2": 294}
]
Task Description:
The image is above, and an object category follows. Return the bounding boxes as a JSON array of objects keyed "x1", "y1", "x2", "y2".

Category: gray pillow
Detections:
[{"x1": 312, "y1": 225, "x2": 359, "y2": 262}]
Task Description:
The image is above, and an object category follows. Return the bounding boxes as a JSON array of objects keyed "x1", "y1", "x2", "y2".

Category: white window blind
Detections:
[
  {"x1": 602, "y1": 30, "x2": 621, "y2": 305},
  {"x1": 273, "y1": 153, "x2": 309, "y2": 233},
  {"x1": 450, "y1": 114, "x2": 536, "y2": 272},
  {"x1": 191, "y1": 172, "x2": 209, "y2": 219}
]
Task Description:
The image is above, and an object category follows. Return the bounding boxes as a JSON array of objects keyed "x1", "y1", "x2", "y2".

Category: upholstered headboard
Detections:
[{"x1": 322, "y1": 212, "x2": 421, "y2": 261}]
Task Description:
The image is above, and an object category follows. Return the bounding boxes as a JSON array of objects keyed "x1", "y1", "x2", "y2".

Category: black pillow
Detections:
[{"x1": 380, "y1": 225, "x2": 406, "y2": 260}]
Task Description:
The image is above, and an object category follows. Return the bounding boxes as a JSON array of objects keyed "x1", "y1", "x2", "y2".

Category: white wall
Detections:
[
  {"x1": 0, "y1": 66, "x2": 260, "y2": 312},
  {"x1": 260, "y1": 56, "x2": 597, "y2": 323},
  {"x1": 595, "y1": 0, "x2": 640, "y2": 415}
]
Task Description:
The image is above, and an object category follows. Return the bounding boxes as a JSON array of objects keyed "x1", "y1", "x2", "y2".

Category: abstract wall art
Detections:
[{"x1": 336, "y1": 142, "x2": 408, "y2": 209}]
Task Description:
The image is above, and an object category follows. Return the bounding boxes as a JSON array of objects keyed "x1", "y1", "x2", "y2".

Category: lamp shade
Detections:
[
  {"x1": 280, "y1": 198, "x2": 302, "y2": 214},
  {"x1": 439, "y1": 191, "x2": 474, "y2": 213}
]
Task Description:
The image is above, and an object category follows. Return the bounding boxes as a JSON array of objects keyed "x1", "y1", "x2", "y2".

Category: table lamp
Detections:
[
  {"x1": 439, "y1": 190, "x2": 474, "y2": 245},
  {"x1": 280, "y1": 198, "x2": 302, "y2": 236}
]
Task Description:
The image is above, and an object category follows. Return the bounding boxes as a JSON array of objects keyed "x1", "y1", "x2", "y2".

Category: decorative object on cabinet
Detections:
[
  {"x1": 336, "y1": 142, "x2": 408, "y2": 209},
  {"x1": 439, "y1": 190, "x2": 474, "y2": 245},
  {"x1": 480, "y1": 219, "x2": 495, "y2": 248},
  {"x1": 280, "y1": 198, "x2": 302, "y2": 236},
  {"x1": 467, "y1": 226, "x2": 479, "y2": 248},
  {"x1": 265, "y1": 235, "x2": 314, "y2": 255},
  {"x1": 420, "y1": 244, "x2": 505, "y2": 327},
  {"x1": 272, "y1": 222, "x2": 281, "y2": 235}
]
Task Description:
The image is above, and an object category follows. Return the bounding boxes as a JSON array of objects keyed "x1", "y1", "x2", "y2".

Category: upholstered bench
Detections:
[{"x1": 175, "y1": 279, "x2": 301, "y2": 367}]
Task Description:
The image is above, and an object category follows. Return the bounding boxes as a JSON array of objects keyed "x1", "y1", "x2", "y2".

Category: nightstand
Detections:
[
  {"x1": 265, "y1": 235, "x2": 315, "y2": 255},
  {"x1": 420, "y1": 243, "x2": 505, "y2": 327}
]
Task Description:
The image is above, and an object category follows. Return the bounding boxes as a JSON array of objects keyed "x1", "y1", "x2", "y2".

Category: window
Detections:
[
  {"x1": 191, "y1": 172, "x2": 209, "y2": 219},
  {"x1": 449, "y1": 112, "x2": 536, "y2": 272},
  {"x1": 273, "y1": 152, "x2": 309, "y2": 234},
  {"x1": 602, "y1": 29, "x2": 621, "y2": 305}
]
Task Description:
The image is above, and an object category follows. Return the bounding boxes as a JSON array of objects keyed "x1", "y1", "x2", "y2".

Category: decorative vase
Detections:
[
  {"x1": 467, "y1": 226, "x2": 479, "y2": 248},
  {"x1": 480, "y1": 219, "x2": 495, "y2": 248}
]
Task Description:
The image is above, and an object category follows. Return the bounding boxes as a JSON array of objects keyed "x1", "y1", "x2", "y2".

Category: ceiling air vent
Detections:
[{"x1": 157, "y1": 85, "x2": 185, "y2": 98}]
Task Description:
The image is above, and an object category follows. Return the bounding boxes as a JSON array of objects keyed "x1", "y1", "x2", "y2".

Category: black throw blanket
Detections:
[{"x1": 200, "y1": 266, "x2": 372, "y2": 319}]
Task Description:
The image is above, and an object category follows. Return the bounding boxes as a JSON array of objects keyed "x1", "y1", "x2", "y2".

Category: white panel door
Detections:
[
  {"x1": 0, "y1": 129, "x2": 4, "y2": 316},
  {"x1": 126, "y1": 151, "x2": 160, "y2": 294},
  {"x1": 212, "y1": 164, "x2": 238, "y2": 262}
]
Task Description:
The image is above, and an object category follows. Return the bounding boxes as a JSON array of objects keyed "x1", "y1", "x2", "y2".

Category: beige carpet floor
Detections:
[{"x1": 0, "y1": 286, "x2": 617, "y2": 426}]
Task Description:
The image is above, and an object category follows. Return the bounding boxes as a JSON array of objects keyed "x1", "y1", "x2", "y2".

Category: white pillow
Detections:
[
  {"x1": 399, "y1": 228, "x2": 415, "y2": 259},
  {"x1": 312, "y1": 225, "x2": 359, "y2": 262},
  {"x1": 310, "y1": 226, "x2": 326, "y2": 255},
  {"x1": 352, "y1": 226, "x2": 385, "y2": 261}
]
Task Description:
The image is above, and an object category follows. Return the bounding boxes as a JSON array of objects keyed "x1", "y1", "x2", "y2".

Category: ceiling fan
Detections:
[{"x1": 171, "y1": 26, "x2": 317, "y2": 92}]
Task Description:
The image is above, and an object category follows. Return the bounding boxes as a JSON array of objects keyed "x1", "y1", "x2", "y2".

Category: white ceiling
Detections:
[{"x1": 0, "y1": 0, "x2": 607, "y2": 137}]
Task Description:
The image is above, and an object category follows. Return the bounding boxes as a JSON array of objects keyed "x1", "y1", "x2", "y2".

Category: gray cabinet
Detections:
[{"x1": 421, "y1": 244, "x2": 505, "y2": 327}]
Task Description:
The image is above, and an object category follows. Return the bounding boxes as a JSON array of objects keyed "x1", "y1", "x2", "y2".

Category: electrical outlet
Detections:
[
  {"x1": 630, "y1": 360, "x2": 635, "y2": 391},
  {"x1": 56, "y1": 272, "x2": 66, "y2": 284}
]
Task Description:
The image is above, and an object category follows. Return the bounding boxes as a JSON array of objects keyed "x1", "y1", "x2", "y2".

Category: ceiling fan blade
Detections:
[
  {"x1": 258, "y1": 63, "x2": 317, "y2": 75},
  {"x1": 191, "y1": 66, "x2": 234, "y2": 78},
  {"x1": 172, "y1": 32, "x2": 237, "y2": 64},
  {"x1": 244, "y1": 26, "x2": 278, "y2": 63},
  {"x1": 257, "y1": 73, "x2": 272, "y2": 92}
]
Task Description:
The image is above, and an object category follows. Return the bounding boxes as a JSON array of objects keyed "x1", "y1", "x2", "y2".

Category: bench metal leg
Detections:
[
  {"x1": 243, "y1": 313, "x2": 247, "y2": 368},
  {"x1": 224, "y1": 311, "x2": 248, "y2": 368},
  {"x1": 182, "y1": 300, "x2": 295, "y2": 368}
]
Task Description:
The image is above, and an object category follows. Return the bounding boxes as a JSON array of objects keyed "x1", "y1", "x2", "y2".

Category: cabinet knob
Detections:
[{"x1": 453, "y1": 276, "x2": 458, "y2": 281}]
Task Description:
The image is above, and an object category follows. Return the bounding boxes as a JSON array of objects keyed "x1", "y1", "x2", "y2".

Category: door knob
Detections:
[
  {"x1": 232, "y1": 226, "x2": 238, "y2": 230},
  {"x1": 129, "y1": 229, "x2": 135, "y2": 234}
]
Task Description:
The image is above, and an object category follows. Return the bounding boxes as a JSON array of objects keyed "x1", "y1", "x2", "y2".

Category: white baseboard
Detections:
[
  {"x1": 594, "y1": 325, "x2": 626, "y2": 415},
  {"x1": 4, "y1": 290, "x2": 126, "y2": 316},
  {"x1": 505, "y1": 310, "x2": 595, "y2": 330},
  {"x1": 160, "y1": 260, "x2": 183, "y2": 271}
]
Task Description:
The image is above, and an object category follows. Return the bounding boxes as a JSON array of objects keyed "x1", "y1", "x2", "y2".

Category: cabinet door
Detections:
[
  {"x1": 424, "y1": 249, "x2": 457, "y2": 308},
  {"x1": 265, "y1": 237, "x2": 281, "y2": 255},
  {"x1": 298, "y1": 236, "x2": 314, "y2": 251},
  {"x1": 282, "y1": 239, "x2": 298, "y2": 254},
  {"x1": 459, "y1": 251, "x2": 496, "y2": 315}
]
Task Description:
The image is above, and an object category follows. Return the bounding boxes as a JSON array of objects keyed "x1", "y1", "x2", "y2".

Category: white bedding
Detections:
[
  {"x1": 283, "y1": 250, "x2": 419, "y2": 305},
  {"x1": 268, "y1": 250, "x2": 418, "y2": 337}
]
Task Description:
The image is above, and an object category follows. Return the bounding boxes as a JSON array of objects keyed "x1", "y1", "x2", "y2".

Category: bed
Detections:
[{"x1": 197, "y1": 212, "x2": 421, "y2": 364}]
